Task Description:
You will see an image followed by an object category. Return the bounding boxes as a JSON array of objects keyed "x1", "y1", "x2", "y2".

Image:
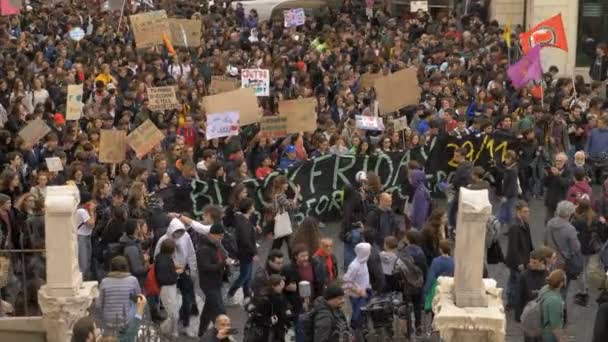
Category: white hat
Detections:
[{"x1": 356, "y1": 171, "x2": 367, "y2": 183}]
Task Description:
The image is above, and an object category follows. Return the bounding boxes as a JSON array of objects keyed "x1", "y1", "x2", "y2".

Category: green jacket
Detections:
[{"x1": 541, "y1": 287, "x2": 563, "y2": 342}]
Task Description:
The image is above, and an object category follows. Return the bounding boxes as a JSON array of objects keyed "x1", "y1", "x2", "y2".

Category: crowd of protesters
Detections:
[{"x1": 0, "y1": 0, "x2": 606, "y2": 341}]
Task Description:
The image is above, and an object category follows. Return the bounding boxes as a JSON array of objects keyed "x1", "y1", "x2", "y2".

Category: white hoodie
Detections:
[
  {"x1": 154, "y1": 218, "x2": 198, "y2": 278},
  {"x1": 343, "y1": 243, "x2": 371, "y2": 294}
]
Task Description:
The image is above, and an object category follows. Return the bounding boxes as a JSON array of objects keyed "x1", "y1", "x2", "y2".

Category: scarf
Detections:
[{"x1": 314, "y1": 248, "x2": 335, "y2": 282}]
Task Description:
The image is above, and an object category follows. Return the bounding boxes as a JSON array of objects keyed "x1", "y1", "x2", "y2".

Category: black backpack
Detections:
[{"x1": 394, "y1": 249, "x2": 424, "y2": 295}]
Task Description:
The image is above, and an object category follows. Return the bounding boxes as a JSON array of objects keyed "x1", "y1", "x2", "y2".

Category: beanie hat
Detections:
[
  {"x1": 209, "y1": 223, "x2": 225, "y2": 235},
  {"x1": 323, "y1": 284, "x2": 344, "y2": 300}
]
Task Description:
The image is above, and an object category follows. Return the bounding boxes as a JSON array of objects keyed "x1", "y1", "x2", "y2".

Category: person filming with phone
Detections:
[{"x1": 201, "y1": 314, "x2": 237, "y2": 342}]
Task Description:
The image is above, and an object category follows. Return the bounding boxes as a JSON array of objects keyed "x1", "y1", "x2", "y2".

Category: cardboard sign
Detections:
[
  {"x1": 66, "y1": 84, "x2": 84, "y2": 120},
  {"x1": 393, "y1": 116, "x2": 409, "y2": 132},
  {"x1": 147, "y1": 86, "x2": 180, "y2": 112},
  {"x1": 19, "y1": 118, "x2": 51, "y2": 147},
  {"x1": 129, "y1": 10, "x2": 169, "y2": 48},
  {"x1": 241, "y1": 69, "x2": 270, "y2": 97},
  {"x1": 280, "y1": 98, "x2": 317, "y2": 134},
  {"x1": 45, "y1": 157, "x2": 63, "y2": 172},
  {"x1": 127, "y1": 119, "x2": 165, "y2": 158},
  {"x1": 374, "y1": 67, "x2": 421, "y2": 115},
  {"x1": 410, "y1": 0, "x2": 428, "y2": 12},
  {"x1": 260, "y1": 116, "x2": 288, "y2": 138},
  {"x1": 99, "y1": 130, "x2": 127, "y2": 163},
  {"x1": 106, "y1": 0, "x2": 123, "y2": 11},
  {"x1": 0, "y1": 0, "x2": 21, "y2": 16},
  {"x1": 168, "y1": 18, "x2": 201, "y2": 47},
  {"x1": 69, "y1": 27, "x2": 85, "y2": 41},
  {"x1": 284, "y1": 8, "x2": 305, "y2": 28},
  {"x1": 203, "y1": 87, "x2": 260, "y2": 126},
  {"x1": 206, "y1": 112, "x2": 240, "y2": 140},
  {"x1": 360, "y1": 73, "x2": 381, "y2": 90},
  {"x1": 209, "y1": 76, "x2": 239, "y2": 95},
  {"x1": 356, "y1": 115, "x2": 385, "y2": 131}
]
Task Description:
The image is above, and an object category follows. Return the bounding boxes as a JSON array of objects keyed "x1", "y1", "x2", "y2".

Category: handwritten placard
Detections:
[
  {"x1": 127, "y1": 120, "x2": 165, "y2": 158},
  {"x1": 45, "y1": 157, "x2": 63, "y2": 172},
  {"x1": 129, "y1": 10, "x2": 169, "y2": 48},
  {"x1": 66, "y1": 84, "x2": 84, "y2": 120},
  {"x1": 284, "y1": 8, "x2": 305, "y2": 28},
  {"x1": 260, "y1": 116, "x2": 288, "y2": 138},
  {"x1": 410, "y1": 1, "x2": 428, "y2": 12},
  {"x1": 241, "y1": 69, "x2": 269, "y2": 97},
  {"x1": 280, "y1": 98, "x2": 317, "y2": 134},
  {"x1": 206, "y1": 112, "x2": 240, "y2": 140},
  {"x1": 209, "y1": 76, "x2": 239, "y2": 95},
  {"x1": 356, "y1": 115, "x2": 385, "y2": 131},
  {"x1": 147, "y1": 86, "x2": 180, "y2": 112},
  {"x1": 168, "y1": 18, "x2": 202, "y2": 47},
  {"x1": 203, "y1": 87, "x2": 260, "y2": 126},
  {"x1": 393, "y1": 116, "x2": 409, "y2": 132},
  {"x1": 99, "y1": 130, "x2": 127, "y2": 163},
  {"x1": 18, "y1": 118, "x2": 51, "y2": 147}
]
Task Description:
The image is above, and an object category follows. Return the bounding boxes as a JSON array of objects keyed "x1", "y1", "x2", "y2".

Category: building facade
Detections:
[{"x1": 491, "y1": 0, "x2": 606, "y2": 80}]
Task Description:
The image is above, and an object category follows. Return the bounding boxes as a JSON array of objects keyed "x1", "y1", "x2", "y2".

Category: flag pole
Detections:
[{"x1": 117, "y1": 0, "x2": 128, "y2": 33}]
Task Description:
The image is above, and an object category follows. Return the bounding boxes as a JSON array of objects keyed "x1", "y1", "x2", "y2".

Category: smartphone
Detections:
[{"x1": 226, "y1": 328, "x2": 239, "y2": 335}]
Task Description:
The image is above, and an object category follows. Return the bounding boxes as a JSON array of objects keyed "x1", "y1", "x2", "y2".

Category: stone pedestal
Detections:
[
  {"x1": 453, "y1": 188, "x2": 491, "y2": 308},
  {"x1": 432, "y1": 277, "x2": 506, "y2": 342},
  {"x1": 38, "y1": 186, "x2": 98, "y2": 342}
]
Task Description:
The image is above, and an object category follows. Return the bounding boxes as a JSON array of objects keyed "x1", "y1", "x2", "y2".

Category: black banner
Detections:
[{"x1": 187, "y1": 132, "x2": 515, "y2": 222}]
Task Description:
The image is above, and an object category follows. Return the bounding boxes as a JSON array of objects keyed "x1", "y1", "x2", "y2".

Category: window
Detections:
[{"x1": 576, "y1": 0, "x2": 608, "y2": 67}]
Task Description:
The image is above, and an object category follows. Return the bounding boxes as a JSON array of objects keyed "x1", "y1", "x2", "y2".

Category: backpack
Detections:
[
  {"x1": 296, "y1": 309, "x2": 317, "y2": 342},
  {"x1": 221, "y1": 226, "x2": 239, "y2": 260},
  {"x1": 104, "y1": 241, "x2": 126, "y2": 267},
  {"x1": 520, "y1": 293, "x2": 546, "y2": 338},
  {"x1": 394, "y1": 249, "x2": 424, "y2": 295},
  {"x1": 485, "y1": 215, "x2": 501, "y2": 249},
  {"x1": 144, "y1": 265, "x2": 160, "y2": 296}
]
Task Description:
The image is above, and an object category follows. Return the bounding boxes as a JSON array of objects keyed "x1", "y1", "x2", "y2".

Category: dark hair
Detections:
[
  {"x1": 110, "y1": 256, "x2": 129, "y2": 273},
  {"x1": 238, "y1": 197, "x2": 254, "y2": 213},
  {"x1": 267, "y1": 249, "x2": 284, "y2": 262},
  {"x1": 269, "y1": 274, "x2": 283, "y2": 286},
  {"x1": 574, "y1": 168, "x2": 585, "y2": 181},
  {"x1": 292, "y1": 243, "x2": 309, "y2": 259},
  {"x1": 439, "y1": 239, "x2": 452, "y2": 255},
  {"x1": 529, "y1": 249, "x2": 546, "y2": 263},
  {"x1": 160, "y1": 239, "x2": 176, "y2": 255},
  {"x1": 125, "y1": 219, "x2": 138, "y2": 237},
  {"x1": 71, "y1": 316, "x2": 95, "y2": 342},
  {"x1": 384, "y1": 236, "x2": 398, "y2": 250},
  {"x1": 405, "y1": 230, "x2": 421, "y2": 245},
  {"x1": 515, "y1": 200, "x2": 529, "y2": 211}
]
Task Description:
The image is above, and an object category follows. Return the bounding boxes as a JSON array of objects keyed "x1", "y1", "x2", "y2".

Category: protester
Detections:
[
  {"x1": 155, "y1": 239, "x2": 180, "y2": 338},
  {"x1": 201, "y1": 314, "x2": 234, "y2": 342},
  {"x1": 505, "y1": 200, "x2": 533, "y2": 311},
  {"x1": 313, "y1": 284, "x2": 347, "y2": 342},
  {"x1": 540, "y1": 270, "x2": 568, "y2": 342},
  {"x1": 514, "y1": 249, "x2": 549, "y2": 326},
  {"x1": 96, "y1": 256, "x2": 141, "y2": 329},
  {"x1": 343, "y1": 242, "x2": 371, "y2": 330}
]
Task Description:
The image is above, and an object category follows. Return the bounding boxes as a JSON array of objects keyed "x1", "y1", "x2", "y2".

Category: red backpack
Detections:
[{"x1": 144, "y1": 265, "x2": 160, "y2": 296}]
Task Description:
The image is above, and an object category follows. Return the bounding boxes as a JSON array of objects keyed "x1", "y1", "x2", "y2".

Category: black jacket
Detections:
[
  {"x1": 281, "y1": 260, "x2": 321, "y2": 314},
  {"x1": 234, "y1": 213, "x2": 257, "y2": 261},
  {"x1": 120, "y1": 234, "x2": 147, "y2": 283},
  {"x1": 505, "y1": 218, "x2": 534, "y2": 270},
  {"x1": 589, "y1": 55, "x2": 608, "y2": 81},
  {"x1": 514, "y1": 268, "x2": 547, "y2": 321},
  {"x1": 311, "y1": 253, "x2": 338, "y2": 296},
  {"x1": 367, "y1": 245, "x2": 386, "y2": 293},
  {"x1": 365, "y1": 206, "x2": 397, "y2": 247},
  {"x1": 313, "y1": 296, "x2": 347, "y2": 342},
  {"x1": 197, "y1": 235, "x2": 227, "y2": 289},
  {"x1": 543, "y1": 166, "x2": 572, "y2": 210},
  {"x1": 593, "y1": 291, "x2": 608, "y2": 342},
  {"x1": 499, "y1": 163, "x2": 519, "y2": 198},
  {"x1": 200, "y1": 328, "x2": 231, "y2": 342},
  {"x1": 155, "y1": 253, "x2": 178, "y2": 286},
  {"x1": 572, "y1": 217, "x2": 605, "y2": 256}
]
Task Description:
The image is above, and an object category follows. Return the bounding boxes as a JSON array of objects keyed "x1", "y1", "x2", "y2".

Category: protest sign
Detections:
[
  {"x1": 106, "y1": 0, "x2": 123, "y2": 11},
  {"x1": 66, "y1": 84, "x2": 84, "y2": 120},
  {"x1": 191, "y1": 131, "x2": 515, "y2": 221},
  {"x1": 209, "y1": 76, "x2": 239, "y2": 95},
  {"x1": 280, "y1": 98, "x2": 317, "y2": 134},
  {"x1": 259, "y1": 116, "x2": 288, "y2": 138},
  {"x1": 45, "y1": 157, "x2": 63, "y2": 172},
  {"x1": 206, "y1": 112, "x2": 240, "y2": 140},
  {"x1": 69, "y1": 27, "x2": 85, "y2": 41},
  {"x1": 168, "y1": 18, "x2": 202, "y2": 47},
  {"x1": 99, "y1": 130, "x2": 127, "y2": 163},
  {"x1": 241, "y1": 69, "x2": 270, "y2": 96},
  {"x1": 284, "y1": 8, "x2": 305, "y2": 28},
  {"x1": 0, "y1": 0, "x2": 21, "y2": 16},
  {"x1": 18, "y1": 118, "x2": 51, "y2": 147},
  {"x1": 374, "y1": 67, "x2": 421, "y2": 114},
  {"x1": 410, "y1": 1, "x2": 428, "y2": 12},
  {"x1": 127, "y1": 119, "x2": 165, "y2": 158},
  {"x1": 203, "y1": 87, "x2": 260, "y2": 126},
  {"x1": 129, "y1": 10, "x2": 169, "y2": 48},
  {"x1": 360, "y1": 73, "x2": 381, "y2": 90},
  {"x1": 393, "y1": 116, "x2": 409, "y2": 132},
  {"x1": 356, "y1": 115, "x2": 384, "y2": 131},
  {"x1": 147, "y1": 86, "x2": 180, "y2": 111}
]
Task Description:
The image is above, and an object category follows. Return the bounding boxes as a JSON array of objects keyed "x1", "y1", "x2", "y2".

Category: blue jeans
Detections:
[
  {"x1": 350, "y1": 295, "x2": 369, "y2": 329},
  {"x1": 78, "y1": 235, "x2": 92, "y2": 280},
  {"x1": 228, "y1": 259, "x2": 253, "y2": 298},
  {"x1": 498, "y1": 197, "x2": 516, "y2": 225},
  {"x1": 506, "y1": 268, "x2": 521, "y2": 307}
]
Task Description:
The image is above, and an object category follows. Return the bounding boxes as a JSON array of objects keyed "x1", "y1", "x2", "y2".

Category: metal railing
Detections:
[{"x1": 0, "y1": 249, "x2": 45, "y2": 317}]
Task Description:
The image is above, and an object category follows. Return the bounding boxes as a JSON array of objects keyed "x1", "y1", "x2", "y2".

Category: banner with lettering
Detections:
[
  {"x1": 190, "y1": 131, "x2": 515, "y2": 221},
  {"x1": 284, "y1": 8, "x2": 305, "y2": 28}
]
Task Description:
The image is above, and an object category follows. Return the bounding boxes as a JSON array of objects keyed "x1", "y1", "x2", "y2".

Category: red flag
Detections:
[
  {"x1": 530, "y1": 84, "x2": 544, "y2": 100},
  {"x1": 520, "y1": 13, "x2": 568, "y2": 54}
]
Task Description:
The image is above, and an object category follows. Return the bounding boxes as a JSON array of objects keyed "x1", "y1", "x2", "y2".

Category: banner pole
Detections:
[
  {"x1": 117, "y1": 0, "x2": 128, "y2": 33},
  {"x1": 402, "y1": 130, "x2": 406, "y2": 151}
]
